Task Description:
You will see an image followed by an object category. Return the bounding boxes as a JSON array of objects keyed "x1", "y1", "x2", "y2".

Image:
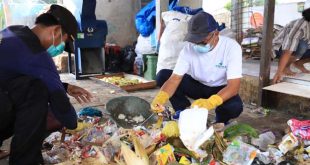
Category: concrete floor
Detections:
[{"x1": 1, "y1": 69, "x2": 299, "y2": 164}]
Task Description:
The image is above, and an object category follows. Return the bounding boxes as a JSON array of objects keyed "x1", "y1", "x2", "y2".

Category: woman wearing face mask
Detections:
[
  {"x1": 151, "y1": 12, "x2": 243, "y2": 124},
  {"x1": 0, "y1": 5, "x2": 92, "y2": 164}
]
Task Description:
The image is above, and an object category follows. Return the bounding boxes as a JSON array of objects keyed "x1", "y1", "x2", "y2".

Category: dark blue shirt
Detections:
[{"x1": 0, "y1": 26, "x2": 77, "y2": 129}]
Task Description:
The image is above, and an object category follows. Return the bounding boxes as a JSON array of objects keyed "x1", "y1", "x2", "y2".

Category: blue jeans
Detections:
[
  {"x1": 156, "y1": 69, "x2": 243, "y2": 124},
  {"x1": 275, "y1": 40, "x2": 310, "y2": 59}
]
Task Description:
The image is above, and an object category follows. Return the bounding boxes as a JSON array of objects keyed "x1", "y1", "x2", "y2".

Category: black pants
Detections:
[
  {"x1": 0, "y1": 76, "x2": 48, "y2": 165},
  {"x1": 156, "y1": 69, "x2": 243, "y2": 124}
]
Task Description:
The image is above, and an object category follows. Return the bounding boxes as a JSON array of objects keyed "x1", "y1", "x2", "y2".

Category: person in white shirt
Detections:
[{"x1": 151, "y1": 12, "x2": 243, "y2": 124}]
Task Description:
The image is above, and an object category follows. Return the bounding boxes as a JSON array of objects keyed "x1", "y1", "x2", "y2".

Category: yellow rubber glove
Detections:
[
  {"x1": 191, "y1": 94, "x2": 223, "y2": 110},
  {"x1": 151, "y1": 90, "x2": 169, "y2": 113}
]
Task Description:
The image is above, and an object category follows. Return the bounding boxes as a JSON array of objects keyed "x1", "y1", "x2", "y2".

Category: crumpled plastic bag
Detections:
[
  {"x1": 287, "y1": 119, "x2": 310, "y2": 140},
  {"x1": 223, "y1": 139, "x2": 258, "y2": 165},
  {"x1": 178, "y1": 107, "x2": 214, "y2": 156}
]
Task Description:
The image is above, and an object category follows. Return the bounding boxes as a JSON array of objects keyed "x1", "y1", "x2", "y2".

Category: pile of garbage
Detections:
[{"x1": 42, "y1": 107, "x2": 310, "y2": 165}]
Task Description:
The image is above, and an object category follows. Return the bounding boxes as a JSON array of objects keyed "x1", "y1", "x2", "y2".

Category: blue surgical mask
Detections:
[
  {"x1": 193, "y1": 32, "x2": 216, "y2": 54},
  {"x1": 193, "y1": 44, "x2": 213, "y2": 54},
  {"x1": 47, "y1": 30, "x2": 65, "y2": 57}
]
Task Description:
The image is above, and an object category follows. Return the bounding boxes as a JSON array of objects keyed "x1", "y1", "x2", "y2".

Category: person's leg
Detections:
[
  {"x1": 215, "y1": 95, "x2": 243, "y2": 124},
  {"x1": 294, "y1": 49, "x2": 310, "y2": 73},
  {"x1": 292, "y1": 40, "x2": 310, "y2": 73},
  {"x1": 0, "y1": 85, "x2": 14, "y2": 159},
  {"x1": 284, "y1": 56, "x2": 297, "y2": 76},
  {"x1": 275, "y1": 47, "x2": 297, "y2": 76},
  {"x1": 6, "y1": 76, "x2": 48, "y2": 165},
  {"x1": 156, "y1": 69, "x2": 211, "y2": 110}
]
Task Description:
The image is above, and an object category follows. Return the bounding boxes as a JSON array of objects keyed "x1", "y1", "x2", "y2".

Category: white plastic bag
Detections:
[
  {"x1": 135, "y1": 34, "x2": 156, "y2": 55},
  {"x1": 156, "y1": 11, "x2": 192, "y2": 73},
  {"x1": 178, "y1": 107, "x2": 214, "y2": 156}
]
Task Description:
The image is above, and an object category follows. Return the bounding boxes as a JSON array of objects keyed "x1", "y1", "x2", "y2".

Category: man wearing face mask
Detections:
[
  {"x1": 151, "y1": 12, "x2": 243, "y2": 124},
  {"x1": 0, "y1": 5, "x2": 93, "y2": 164}
]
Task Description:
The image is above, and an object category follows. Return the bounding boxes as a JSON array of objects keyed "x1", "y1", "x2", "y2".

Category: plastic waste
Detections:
[
  {"x1": 278, "y1": 133, "x2": 299, "y2": 154},
  {"x1": 251, "y1": 131, "x2": 276, "y2": 151},
  {"x1": 78, "y1": 107, "x2": 103, "y2": 117},
  {"x1": 179, "y1": 156, "x2": 191, "y2": 164},
  {"x1": 135, "y1": 0, "x2": 178, "y2": 37},
  {"x1": 257, "y1": 151, "x2": 271, "y2": 164},
  {"x1": 306, "y1": 146, "x2": 310, "y2": 154},
  {"x1": 162, "y1": 121, "x2": 180, "y2": 138},
  {"x1": 287, "y1": 119, "x2": 310, "y2": 140},
  {"x1": 154, "y1": 144, "x2": 176, "y2": 165},
  {"x1": 267, "y1": 147, "x2": 284, "y2": 164},
  {"x1": 133, "y1": 54, "x2": 144, "y2": 77},
  {"x1": 223, "y1": 139, "x2": 259, "y2": 165},
  {"x1": 178, "y1": 107, "x2": 214, "y2": 157}
]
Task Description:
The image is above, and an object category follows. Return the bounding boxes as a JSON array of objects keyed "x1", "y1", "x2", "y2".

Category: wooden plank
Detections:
[
  {"x1": 263, "y1": 82, "x2": 310, "y2": 99},
  {"x1": 258, "y1": 0, "x2": 275, "y2": 106}
]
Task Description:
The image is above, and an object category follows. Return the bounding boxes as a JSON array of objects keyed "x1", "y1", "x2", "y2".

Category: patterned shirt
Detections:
[{"x1": 273, "y1": 18, "x2": 310, "y2": 51}]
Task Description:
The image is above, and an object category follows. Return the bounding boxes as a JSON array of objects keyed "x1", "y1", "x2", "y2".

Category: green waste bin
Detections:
[{"x1": 144, "y1": 54, "x2": 158, "y2": 80}]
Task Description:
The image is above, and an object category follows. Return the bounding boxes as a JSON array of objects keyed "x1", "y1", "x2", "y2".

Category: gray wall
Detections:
[
  {"x1": 92, "y1": 0, "x2": 202, "y2": 47},
  {"x1": 95, "y1": 0, "x2": 141, "y2": 47}
]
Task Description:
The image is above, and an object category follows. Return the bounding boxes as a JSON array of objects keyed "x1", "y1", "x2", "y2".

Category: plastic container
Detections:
[
  {"x1": 144, "y1": 54, "x2": 158, "y2": 80},
  {"x1": 133, "y1": 55, "x2": 144, "y2": 77}
]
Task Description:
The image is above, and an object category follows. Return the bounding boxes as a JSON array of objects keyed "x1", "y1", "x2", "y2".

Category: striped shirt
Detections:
[{"x1": 273, "y1": 18, "x2": 310, "y2": 51}]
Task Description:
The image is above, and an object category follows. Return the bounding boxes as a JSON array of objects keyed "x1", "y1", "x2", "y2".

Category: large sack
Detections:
[
  {"x1": 219, "y1": 28, "x2": 237, "y2": 40},
  {"x1": 156, "y1": 11, "x2": 192, "y2": 73}
]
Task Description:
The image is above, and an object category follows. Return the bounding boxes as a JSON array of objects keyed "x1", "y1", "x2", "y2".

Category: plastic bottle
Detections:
[{"x1": 133, "y1": 54, "x2": 144, "y2": 77}]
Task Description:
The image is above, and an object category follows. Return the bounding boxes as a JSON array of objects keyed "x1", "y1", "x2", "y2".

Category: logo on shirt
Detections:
[{"x1": 215, "y1": 62, "x2": 227, "y2": 69}]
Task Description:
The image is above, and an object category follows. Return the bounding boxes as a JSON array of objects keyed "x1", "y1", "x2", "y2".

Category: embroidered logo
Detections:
[{"x1": 215, "y1": 62, "x2": 227, "y2": 69}]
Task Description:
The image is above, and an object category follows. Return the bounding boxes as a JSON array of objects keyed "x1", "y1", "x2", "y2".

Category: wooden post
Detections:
[
  {"x1": 156, "y1": 0, "x2": 168, "y2": 39},
  {"x1": 258, "y1": 0, "x2": 275, "y2": 107}
]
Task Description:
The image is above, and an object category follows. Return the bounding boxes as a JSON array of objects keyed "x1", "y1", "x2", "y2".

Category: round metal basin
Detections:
[{"x1": 106, "y1": 96, "x2": 157, "y2": 128}]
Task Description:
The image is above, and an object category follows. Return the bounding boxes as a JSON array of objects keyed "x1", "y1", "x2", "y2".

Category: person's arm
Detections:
[
  {"x1": 16, "y1": 53, "x2": 77, "y2": 129},
  {"x1": 160, "y1": 73, "x2": 183, "y2": 97},
  {"x1": 217, "y1": 78, "x2": 241, "y2": 102},
  {"x1": 151, "y1": 46, "x2": 190, "y2": 112},
  {"x1": 272, "y1": 50, "x2": 293, "y2": 84},
  {"x1": 151, "y1": 74, "x2": 183, "y2": 113},
  {"x1": 66, "y1": 84, "x2": 93, "y2": 104}
]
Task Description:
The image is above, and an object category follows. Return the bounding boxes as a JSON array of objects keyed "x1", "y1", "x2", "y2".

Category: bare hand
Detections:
[
  {"x1": 67, "y1": 84, "x2": 93, "y2": 104},
  {"x1": 272, "y1": 72, "x2": 283, "y2": 84}
]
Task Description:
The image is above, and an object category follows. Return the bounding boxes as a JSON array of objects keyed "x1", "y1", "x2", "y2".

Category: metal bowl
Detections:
[{"x1": 106, "y1": 96, "x2": 158, "y2": 128}]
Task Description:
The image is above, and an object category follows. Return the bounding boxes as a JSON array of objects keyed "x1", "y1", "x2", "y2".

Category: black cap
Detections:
[
  {"x1": 184, "y1": 12, "x2": 219, "y2": 43},
  {"x1": 46, "y1": 4, "x2": 77, "y2": 53}
]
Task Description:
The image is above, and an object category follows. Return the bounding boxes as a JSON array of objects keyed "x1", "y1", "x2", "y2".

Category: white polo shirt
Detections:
[{"x1": 173, "y1": 36, "x2": 242, "y2": 87}]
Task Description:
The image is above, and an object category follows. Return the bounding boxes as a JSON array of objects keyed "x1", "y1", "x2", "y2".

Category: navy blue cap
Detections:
[{"x1": 184, "y1": 11, "x2": 219, "y2": 43}]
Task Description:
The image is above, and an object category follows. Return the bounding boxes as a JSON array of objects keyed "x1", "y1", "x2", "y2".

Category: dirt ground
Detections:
[{"x1": 0, "y1": 74, "x2": 300, "y2": 164}]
